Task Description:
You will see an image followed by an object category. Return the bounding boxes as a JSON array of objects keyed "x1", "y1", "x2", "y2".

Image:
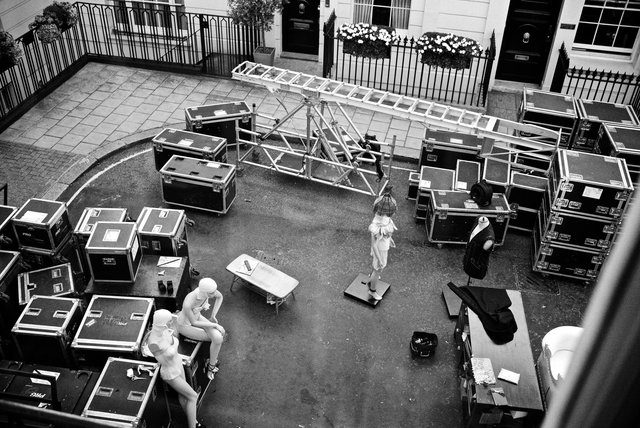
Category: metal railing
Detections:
[
  {"x1": 322, "y1": 31, "x2": 496, "y2": 108},
  {"x1": 322, "y1": 10, "x2": 336, "y2": 78},
  {"x1": 551, "y1": 43, "x2": 640, "y2": 115},
  {"x1": 0, "y1": 2, "x2": 263, "y2": 132}
]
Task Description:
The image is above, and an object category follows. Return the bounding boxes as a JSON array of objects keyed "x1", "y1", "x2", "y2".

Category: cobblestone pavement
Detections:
[{"x1": 0, "y1": 60, "x2": 520, "y2": 207}]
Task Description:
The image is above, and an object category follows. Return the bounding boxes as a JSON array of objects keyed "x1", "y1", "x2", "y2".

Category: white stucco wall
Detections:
[{"x1": 0, "y1": 0, "x2": 53, "y2": 36}]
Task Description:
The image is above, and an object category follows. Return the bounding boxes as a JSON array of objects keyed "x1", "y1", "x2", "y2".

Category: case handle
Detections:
[
  {"x1": 96, "y1": 387, "x2": 113, "y2": 397},
  {"x1": 127, "y1": 391, "x2": 146, "y2": 402},
  {"x1": 130, "y1": 312, "x2": 145, "y2": 321},
  {"x1": 26, "y1": 307, "x2": 42, "y2": 316}
]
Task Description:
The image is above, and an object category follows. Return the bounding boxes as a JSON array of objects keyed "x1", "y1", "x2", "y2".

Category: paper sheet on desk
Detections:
[
  {"x1": 157, "y1": 257, "x2": 181, "y2": 268},
  {"x1": 235, "y1": 259, "x2": 256, "y2": 276},
  {"x1": 471, "y1": 357, "x2": 496, "y2": 384}
]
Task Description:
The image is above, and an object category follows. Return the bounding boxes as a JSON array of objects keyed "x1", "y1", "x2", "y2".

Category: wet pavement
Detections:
[{"x1": 0, "y1": 61, "x2": 592, "y2": 427}]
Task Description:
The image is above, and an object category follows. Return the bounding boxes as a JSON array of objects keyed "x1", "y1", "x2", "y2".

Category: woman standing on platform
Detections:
[
  {"x1": 366, "y1": 185, "x2": 398, "y2": 300},
  {"x1": 177, "y1": 277, "x2": 225, "y2": 380},
  {"x1": 146, "y1": 309, "x2": 205, "y2": 428}
]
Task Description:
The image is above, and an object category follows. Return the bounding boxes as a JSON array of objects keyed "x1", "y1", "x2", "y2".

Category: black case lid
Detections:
[
  {"x1": 186, "y1": 101, "x2": 250, "y2": 120},
  {"x1": 153, "y1": 128, "x2": 226, "y2": 151}
]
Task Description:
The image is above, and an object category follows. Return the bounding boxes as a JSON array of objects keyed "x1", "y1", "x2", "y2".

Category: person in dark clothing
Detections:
[{"x1": 463, "y1": 216, "x2": 495, "y2": 280}]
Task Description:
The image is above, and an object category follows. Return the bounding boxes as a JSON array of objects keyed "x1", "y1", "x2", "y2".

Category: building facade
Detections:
[{"x1": 1, "y1": 0, "x2": 638, "y2": 94}]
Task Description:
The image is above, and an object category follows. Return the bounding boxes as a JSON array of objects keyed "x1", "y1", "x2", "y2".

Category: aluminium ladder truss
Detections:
[{"x1": 231, "y1": 61, "x2": 560, "y2": 195}]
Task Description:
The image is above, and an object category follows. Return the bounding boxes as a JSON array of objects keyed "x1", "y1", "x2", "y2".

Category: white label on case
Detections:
[
  {"x1": 152, "y1": 225, "x2": 163, "y2": 233},
  {"x1": 132, "y1": 237, "x2": 140, "y2": 260},
  {"x1": 457, "y1": 181, "x2": 468, "y2": 190},
  {"x1": 31, "y1": 370, "x2": 60, "y2": 385},
  {"x1": 449, "y1": 138, "x2": 463, "y2": 144},
  {"x1": 419, "y1": 180, "x2": 432, "y2": 189},
  {"x1": 178, "y1": 139, "x2": 193, "y2": 146},
  {"x1": 103, "y1": 229, "x2": 121, "y2": 242},
  {"x1": 21, "y1": 211, "x2": 47, "y2": 223},
  {"x1": 583, "y1": 186, "x2": 603, "y2": 199},
  {"x1": 214, "y1": 109, "x2": 228, "y2": 116}
]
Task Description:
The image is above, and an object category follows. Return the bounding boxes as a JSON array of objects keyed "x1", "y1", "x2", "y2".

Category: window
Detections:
[
  {"x1": 574, "y1": 0, "x2": 640, "y2": 54},
  {"x1": 114, "y1": 0, "x2": 187, "y2": 34},
  {"x1": 353, "y1": 0, "x2": 411, "y2": 30}
]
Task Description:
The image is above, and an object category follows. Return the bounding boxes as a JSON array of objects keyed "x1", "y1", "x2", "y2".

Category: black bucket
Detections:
[{"x1": 410, "y1": 331, "x2": 438, "y2": 358}]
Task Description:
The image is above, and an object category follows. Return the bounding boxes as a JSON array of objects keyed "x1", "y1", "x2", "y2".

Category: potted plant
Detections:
[
  {"x1": 414, "y1": 32, "x2": 482, "y2": 69},
  {"x1": 0, "y1": 31, "x2": 23, "y2": 72},
  {"x1": 337, "y1": 23, "x2": 400, "y2": 60},
  {"x1": 228, "y1": 0, "x2": 283, "y2": 66},
  {"x1": 29, "y1": 1, "x2": 78, "y2": 44}
]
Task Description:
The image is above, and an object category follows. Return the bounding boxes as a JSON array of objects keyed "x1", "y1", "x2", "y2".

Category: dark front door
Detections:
[
  {"x1": 496, "y1": 0, "x2": 562, "y2": 84},
  {"x1": 282, "y1": 0, "x2": 320, "y2": 55}
]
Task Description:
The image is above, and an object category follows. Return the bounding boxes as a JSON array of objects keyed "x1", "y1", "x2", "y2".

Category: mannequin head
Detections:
[
  {"x1": 478, "y1": 216, "x2": 489, "y2": 224},
  {"x1": 152, "y1": 309, "x2": 173, "y2": 330},
  {"x1": 198, "y1": 277, "x2": 218, "y2": 298}
]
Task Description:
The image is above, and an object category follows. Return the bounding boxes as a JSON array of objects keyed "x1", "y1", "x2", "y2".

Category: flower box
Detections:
[
  {"x1": 0, "y1": 31, "x2": 22, "y2": 72},
  {"x1": 337, "y1": 23, "x2": 399, "y2": 60},
  {"x1": 253, "y1": 46, "x2": 275, "y2": 66},
  {"x1": 415, "y1": 32, "x2": 482, "y2": 70}
]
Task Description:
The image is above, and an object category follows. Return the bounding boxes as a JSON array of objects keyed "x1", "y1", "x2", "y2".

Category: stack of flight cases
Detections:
[
  {"x1": 136, "y1": 207, "x2": 190, "y2": 257},
  {"x1": 11, "y1": 295, "x2": 82, "y2": 367},
  {"x1": 11, "y1": 199, "x2": 85, "y2": 280},
  {"x1": 425, "y1": 191, "x2": 512, "y2": 246},
  {"x1": 595, "y1": 124, "x2": 640, "y2": 182},
  {"x1": 153, "y1": 128, "x2": 228, "y2": 170},
  {"x1": 71, "y1": 295, "x2": 154, "y2": 368},
  {"x1": 419, "y1": 129, "x2": 483, "y2": 171},
  {"x1": 414, "y1": 166, "x2": 455, "y2": 221},
  {"x1": 506, "y1": 172, "x2": 548, "y2": 233},
  {"x1": 0, "y1": 360, "x2": 99, "y2": 423},
  {"x1": 185, "y1": 101, "x2": 252, "y2": 147},
  {"x1": 17, "y1": 262, "x2": 76, "y2": 306},
  {"x1": 84, "y1": 221, "x2": 142, "y2": 284},
  {"x1": 0, "y1": 250, "x2": 22, "y2": 338},
  {"x1": 532, "y1": 149, "x2": 633, "y2": 281},
  {"x1": 160, "y1": 155, "x2": 237, "y2": 214},
  {"x1": 518, "y1": 88, "x2": 577, "y2": 149},
  {"x1": 81, "y1": 357, "x2": 171, "y2": 428},
  {"x1": 573, "y1": 99, "x2": 639, "y2": 153},
  {"x1": 0, "y1": 204, "x2": 18, "y2": 250}
]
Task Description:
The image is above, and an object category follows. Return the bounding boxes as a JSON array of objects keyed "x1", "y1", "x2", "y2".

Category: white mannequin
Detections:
[{"x1": 469, "y1": 216, "x2": 494, "y2": 250}]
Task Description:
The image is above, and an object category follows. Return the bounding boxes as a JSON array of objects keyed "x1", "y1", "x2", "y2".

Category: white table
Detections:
[{"x1": 226, "y1": 254, "x2": 299, "y2": 314}]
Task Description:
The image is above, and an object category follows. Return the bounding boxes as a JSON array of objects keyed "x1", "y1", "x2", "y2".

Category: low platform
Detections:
[{"x1": 344, "y1": 273, "x2": 390, "y2": 307}]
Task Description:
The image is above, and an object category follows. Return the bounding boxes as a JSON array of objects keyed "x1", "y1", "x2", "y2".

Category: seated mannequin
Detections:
[
  {"x1": 145, "y1": 309, "x2": 205, "y2": 428},
  {"x1": 463, "y1": 216, "x2": 495, "y2": 280}
]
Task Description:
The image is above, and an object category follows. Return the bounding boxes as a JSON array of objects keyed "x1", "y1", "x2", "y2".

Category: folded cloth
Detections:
[{"x1": 447, "y1": 283, "x2": 518, "y2": 344}]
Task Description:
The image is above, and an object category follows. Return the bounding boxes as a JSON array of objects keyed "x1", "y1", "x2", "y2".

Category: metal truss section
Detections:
[
  {"x1": 235, "y1": 92, "x2": 394, "y2": 197},
  {"x1": 232, "y1": 61, "x2": 561, "y2": 175}
]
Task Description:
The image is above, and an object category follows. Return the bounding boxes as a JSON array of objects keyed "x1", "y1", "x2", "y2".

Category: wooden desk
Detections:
[
  {"x1": 85, "y1": 255, "x2": 191, "y2": 311},
  {"x1": 226, "y1": 254, "x2": 298, "y2": 314},
  {"x1": 458, "y1": 290, "x2": 543, "y2": 427}
]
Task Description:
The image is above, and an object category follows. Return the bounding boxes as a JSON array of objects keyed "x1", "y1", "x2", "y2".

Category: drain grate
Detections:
[{"x1": 513, "y1": 264, "x2": 560, "y2": 295}]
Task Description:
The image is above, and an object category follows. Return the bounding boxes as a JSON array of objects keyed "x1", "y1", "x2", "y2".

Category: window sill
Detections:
[{"x1": 569, "y1": 50, "x2": 635, "y2": 74}]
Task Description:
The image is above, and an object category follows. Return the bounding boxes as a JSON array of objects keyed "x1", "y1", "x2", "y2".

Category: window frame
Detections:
[
  {"x1": 113, "y1": 0, "x2": 188, "y2": 38},
  {"x1": 352, "y1": 0, "x2": 411, "y2": 31},
  {"x1": 573, "y1": 0, "x2": 640, "y2": 56}
]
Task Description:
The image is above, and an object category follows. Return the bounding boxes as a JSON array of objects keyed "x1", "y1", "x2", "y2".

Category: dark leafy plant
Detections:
[
  {"x1": 228, "y1": 0, "x2": 283, "y2": 32},
  {"x1": 0, "y1": 31, "x2": 23, "y2": 70},
  {"x1": 415, "y1": 32, "x2": 483, "y2": 69},
  {"x1": 29, "y1": 15, "x2": 61, "y2": 43},
  {"x1": 337, "y1": 23, "x2": 400, "y2": 60},
  {"x1": 43, "y1": 1, "x2": 78, "y2": 29}
]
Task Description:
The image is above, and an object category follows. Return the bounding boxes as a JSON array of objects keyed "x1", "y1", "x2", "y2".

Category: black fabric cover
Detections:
[
  {"x1": 447, "y1": 283, "x2": 517, "y2": 344},
  {"x1": 463, "y1": 218, "x2": 495, "y2": 279}
]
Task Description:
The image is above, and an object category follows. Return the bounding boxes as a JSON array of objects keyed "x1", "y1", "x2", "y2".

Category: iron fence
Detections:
[
  {"x1": 322, "y1": 31, "x2": 495, "y2": 108},
  {"x1": 0, "y1": 2, "x2": 262, "y2": 131},
  {"x1": 551, "y1": 43, "x2": 640, "y2": 116},
  {"x1": 322, "y1": 10, "x2": 336, "y2": 79}
]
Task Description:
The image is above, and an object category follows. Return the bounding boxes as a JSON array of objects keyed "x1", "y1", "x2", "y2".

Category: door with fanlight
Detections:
[
  {"x1": 496, "y1": 0, "x2": 562, "y2": 84},
  {"x1": 282, "y1": 0, "x2": 320, "y2": 55}
]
